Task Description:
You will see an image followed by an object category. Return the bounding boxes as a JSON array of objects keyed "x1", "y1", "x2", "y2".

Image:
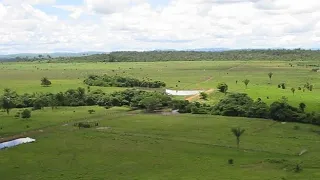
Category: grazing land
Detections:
[
  {"x1": 0, "y1": 108, "x2": 319, "y2": 180},
  {"x1": 0, "y1": 56, "x2": 319, "y2": 179},
  {"x1": 0, "y1": 61, "x2": 319, "y2": 111}
]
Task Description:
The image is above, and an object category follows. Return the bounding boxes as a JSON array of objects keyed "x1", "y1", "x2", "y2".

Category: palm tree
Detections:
[
  {"x1": 268, "y1": 72, "x2": 273, "y2": 82},
  {"x1": 231, "y1": 127, "x2": 245, "y2": 149},
  {"x1": 243, "y1": 79, "x2": 250, "y2": 89}
]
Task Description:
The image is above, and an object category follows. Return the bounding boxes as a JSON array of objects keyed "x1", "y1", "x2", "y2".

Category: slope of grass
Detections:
[{"x1": 0, "y1": 112, "x2": 319, "y2": 180}]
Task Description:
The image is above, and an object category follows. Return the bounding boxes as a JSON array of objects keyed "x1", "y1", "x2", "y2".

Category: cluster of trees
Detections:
[
  {"x1": 1, "y1": 88, "x2": 319, "y2": 126},
  {"x1": 172, "y1": 93, "x2": 319, "y2": 125},
  {"x1": 84, "y1": 75, "x2": 166, "y2": 88},
  {"x1": 0, "y1": 88, "x2": 171, "y2": 114},
  {"x1": 211, "y1": 94, "x2": 320, "y2": 125}
]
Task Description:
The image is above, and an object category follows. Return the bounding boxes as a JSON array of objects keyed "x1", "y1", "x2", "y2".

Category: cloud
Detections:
[
  {"x1": 2, "y1": 0, "x2": 56, "y2": 5},
  {"x1": 1, "y1": 0, "x2": 320, "y2": 54},
  {"x1": 84, "y1": 0, "x2": 146, "y2": 14}
]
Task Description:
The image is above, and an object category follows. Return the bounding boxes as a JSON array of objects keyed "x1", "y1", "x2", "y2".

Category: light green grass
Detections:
[
  {"x1": 1, "y1": 61, "x2": 318, "y2": 111},
  {"x1": 0, "y1": 112, "x2": 319, "y2": 180}
]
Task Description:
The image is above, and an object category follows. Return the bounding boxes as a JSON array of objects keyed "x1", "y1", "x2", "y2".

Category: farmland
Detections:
[
  {"x1": 0, "y1": 59, "x2": 319, "y2": 180},
  {"x1": 0, "y1": 61, "x2": 319, "y2": 111}
]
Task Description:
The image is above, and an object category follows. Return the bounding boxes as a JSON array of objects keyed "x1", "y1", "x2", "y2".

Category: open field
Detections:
[
  {"x1": 0, "y1": 108, "x2": 319, "y2": 180},
  {"x1": 0, "y1": 60, "x2": 319, "y2": 180},
  {"x1": 0, "y1": 61, "x2": 319, "y2": 111}
]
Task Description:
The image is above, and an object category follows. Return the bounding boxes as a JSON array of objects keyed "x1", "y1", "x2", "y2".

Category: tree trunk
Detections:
[{"x1": 237, "y1": 137, "x2": 240, "y2": 149}]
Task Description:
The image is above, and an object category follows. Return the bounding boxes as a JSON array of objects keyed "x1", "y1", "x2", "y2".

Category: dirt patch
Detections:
[{"x1": 185, "y1": 89, "x2": 214, "y2": 101}]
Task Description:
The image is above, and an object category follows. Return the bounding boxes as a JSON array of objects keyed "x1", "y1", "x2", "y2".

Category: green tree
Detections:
[
  {"x1": 41, "y1": 77, "x2": 52, "y2": 87},
  {"x1": 140, "y1": 96, "x2": 161, "y2": 112},
  {"x1": 0, "y1": 88, "x2": 17, "y2": 114},
  {"x1": 243, "y1": 79, "x2": 250, "y2": 89},
  {"x1": 268, "y1": 72, "x2": 273, "y2": 82},
  {"x1": 231, "y1": 127, "x2": 245, "y2": 149},
  {"x1": 21, "y1": 109, "x2": 31, "y2": 119},
  {"x1": 199, "y1": 92, "x2": 208, "y2": 100},
  {"x1": 291, "y1": 87, "x2": 296, "y2": 95},
  {"x1": 217, "y1": 83, "x2": 228, "y2": 94},
  {"x1": 299, "y1": 102, "x2": 306, "y2": 112}
]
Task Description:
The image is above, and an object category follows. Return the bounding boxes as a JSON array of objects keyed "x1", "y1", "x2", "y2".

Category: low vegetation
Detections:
[{"x1": 84, "y1": 75, "x2": 166, "y2": 88}]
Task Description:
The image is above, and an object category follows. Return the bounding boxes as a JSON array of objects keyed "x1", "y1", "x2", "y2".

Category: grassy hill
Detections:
[{"x1": 0, "y1": 107, "x2": 319, "y2": 180}]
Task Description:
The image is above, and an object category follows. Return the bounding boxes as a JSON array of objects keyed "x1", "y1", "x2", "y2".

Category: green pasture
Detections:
[
  {"x1": 0, "y1": 61, "x2": 318, "y2": 111},
  {"x1": 0, "y1": 109, "x2": 319, "y2": 180}
]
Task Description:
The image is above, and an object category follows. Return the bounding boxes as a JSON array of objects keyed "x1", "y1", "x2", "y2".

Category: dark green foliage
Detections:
[
  {"x1": 247, "y1": 100, "x2": 270, "y2": 119},
  {"x1": 217, "y1": 83, "x2": 228, "y2": 93},
  {"x1": 84, "y1": 75, "x2": 166, "y2": 88},
  {"x1": 291, "y1": 88, "x2": 296, "y2": 95},
  {"x1": 212, "y1": 93, "x2": 319, "y2": 125},
  {"x1": 299, "y1": 103, "x2": 306, "y2": 112},
  {"x1": 303, "y1": 82, "x2": 313, "y2": 91},
  {"x1": 35, "y1": 49, "x2": 320, "y2": 62},
  {"x1": 21, "y1": 109, "x2": 31, "y2": 119},
  {"x1": 228, "y1": 159, "x2": 234, "y2": 164},
  {"x1": 212, "y1": 93, "x2": 253, "y2": 117},
  {"x1": 88, "y1": 109, "x2": 95, "y2": 114},
  {"x1": 199, "y1": 92, "x2": 208, "y2": 100},
  {"x1": 243, "y1": 79, "x2": 250, "y2": 88},
  {"x1": 231, "y1": 127, "x2": 245, "y2": 149},
  {"x1": 278, "y1": 83, "x2": 286, "y2": 89},
  {"x1": 41, "y1": 77, "x2": 52, "y2": 87},
  {"x1": 0, "y1": 89, "x2": 18, "y2": 114},
  {"x1": 268, "y1": 72, "x2": 273, "y2": 81},
  {"x1": 294, "y1": 164, "x2": 302, "y2": 173}
]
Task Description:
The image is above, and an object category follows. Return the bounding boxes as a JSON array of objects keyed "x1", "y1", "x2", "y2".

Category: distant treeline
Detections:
[
  {"x1": 1, "y1": 88, "x2": 319, "y2": 126},
  {"x1": 3, "y1": 49, "x2": 320, "y2": 62},
  {"x1": 84, "y1": 75, "x2": 166, "y2": 88}
]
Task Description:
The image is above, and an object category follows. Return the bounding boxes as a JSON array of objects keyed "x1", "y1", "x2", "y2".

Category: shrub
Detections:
[
  {"x1": 21, "y1": 109, "x2": 31, "y2": 119},
  {"x1": 294, "y1": 164, "x2": 302, "y2": 173},
  {"x1": 199, "y1": 92, "x2": 208, "y2": 100},
  {"x1": 228, "y1": 159, "x2": 234, "y2": 164},
  {"x1": 217, "y1": 83, "x2": 228, "y2": 93},
  {"x1": 88, "y1": 109, "x2": 95, "y2": 114}
]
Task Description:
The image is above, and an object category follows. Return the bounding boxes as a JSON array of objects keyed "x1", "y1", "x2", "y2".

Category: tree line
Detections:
[
  {"x1": 1, "y1": 88, "x2": 319, "y2": 126},
  {"x1": 52, "y1": 49, "x2": 320, "y2": 62},
  {"x1": 4, "y1": 49, "x2": 320, "y2": 62},
  {"x1": 84, "y1": 75, "x2": 166, "y2": 88}
]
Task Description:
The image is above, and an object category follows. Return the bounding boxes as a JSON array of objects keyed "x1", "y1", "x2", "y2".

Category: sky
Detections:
[{"x1": 1, "y1": 0, "x2": 320, "y2": 54}]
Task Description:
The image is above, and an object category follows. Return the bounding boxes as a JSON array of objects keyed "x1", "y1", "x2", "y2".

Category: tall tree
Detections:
[
  {"x1": 41, "y1": 77, "x2": 52, "y2": 87},
  {"x1": 291, "y1": 87, "x2": 296, "y2": 95},
  {"x1": 268, "y1": 72, "x2": 273, "y2": 82},
  {"x1": 231, "y1": 127, "x2": 245, "y2": 149},
  {"x1": 0, "y1": 88, "x2": 17, "y2": 114},
  {"x1": 243, "y1": 79, "x2": 250, "y2": 89}
]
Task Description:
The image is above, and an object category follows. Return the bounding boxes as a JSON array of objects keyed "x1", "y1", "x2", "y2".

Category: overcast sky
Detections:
[{"x1": 1, "y1": 0, "x2": 320, "y2": 54}]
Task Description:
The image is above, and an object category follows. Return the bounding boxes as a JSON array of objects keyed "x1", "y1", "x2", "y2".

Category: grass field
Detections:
[
  {"x1": 0, "y1": 108, "x2": 319, "y2": 180},
  {"x1": 0, "y1": 61, "x2": 319, "y2": 111},
  {"x1": 0, "y1": 61, "x2": 319, "y2": 179}
]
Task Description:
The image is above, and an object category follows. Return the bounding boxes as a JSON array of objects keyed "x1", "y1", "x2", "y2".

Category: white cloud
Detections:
[
  {"x1": 2, "y1": 0, "x2": 55, "y2": 5},
  {"x1": 1, "y1": 0, "x2": 320, "y2": 54}
]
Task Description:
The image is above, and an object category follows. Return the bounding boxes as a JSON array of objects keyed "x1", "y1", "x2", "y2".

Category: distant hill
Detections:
[{"x1": 0, "y1": 51, "x2": 106, "y2": 61}]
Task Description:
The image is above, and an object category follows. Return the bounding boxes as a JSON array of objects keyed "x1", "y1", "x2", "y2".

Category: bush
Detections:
[
  {"x1": 88, "y1": 109, "x2": 95, "y2": 114},
  {"x1": 228, "y1": 159, "x2": 234, "y2": 164},
  {"x1": 84, "y1": 75, "x2": 166, "y2": 88},
  {"x1": 21, "y1": 109, "x2": 31, "y2": 119},
  {"x1": 199, "y1": 92, "x2": 208, "y2": 100},
  {"x1": 217, "y1": 83, "x2": 228, "y2": 93}
]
